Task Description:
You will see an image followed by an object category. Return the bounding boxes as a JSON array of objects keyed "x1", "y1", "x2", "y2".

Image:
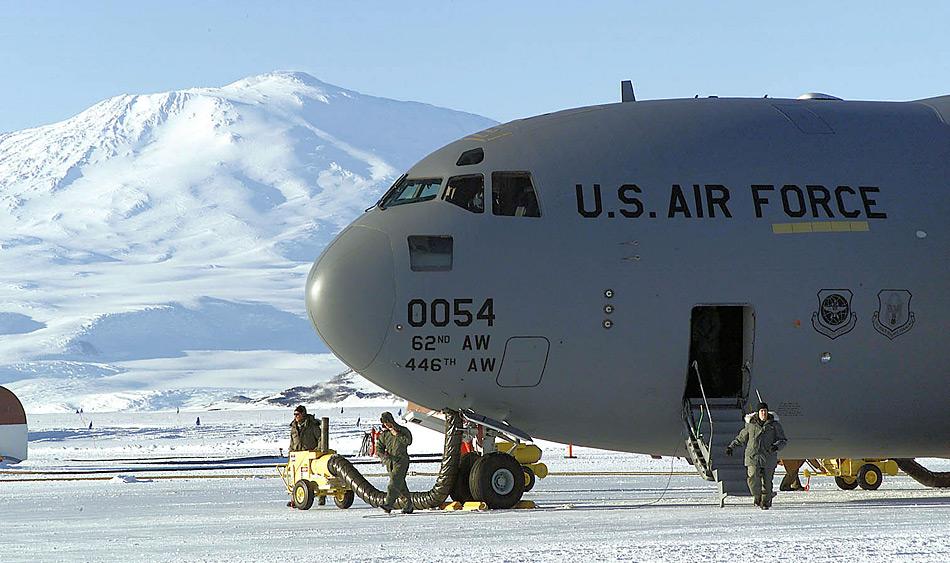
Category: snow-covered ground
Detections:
[{"x1": 3, "y1": 409, "x2": 949, "y2": 562}]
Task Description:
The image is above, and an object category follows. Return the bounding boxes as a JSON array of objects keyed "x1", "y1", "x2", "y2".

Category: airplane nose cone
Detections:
[{"x1": 306, "y1": 226, "x2": 395, "y2": 371}]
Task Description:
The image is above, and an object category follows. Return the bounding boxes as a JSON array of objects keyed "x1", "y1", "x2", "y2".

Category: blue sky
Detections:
[{"x1": 1, "y1": 1, "x2": 947, "y2": 133}]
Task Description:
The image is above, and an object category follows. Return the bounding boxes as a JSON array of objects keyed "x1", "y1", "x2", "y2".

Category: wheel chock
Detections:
[
  {"x1": 462, "y1": 501, "x2": 488, "y2": 511},
  {"x1": 440, "y1": 501, "x2": 463, "y2": 511},
  {"x1": 513, "y1": 500, "x2": 536, "y2": 509}
]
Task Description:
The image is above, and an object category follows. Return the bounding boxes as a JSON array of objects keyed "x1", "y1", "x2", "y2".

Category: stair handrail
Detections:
[{"x1": 690, "y1": 360, "x2": 714, "y2": 456}]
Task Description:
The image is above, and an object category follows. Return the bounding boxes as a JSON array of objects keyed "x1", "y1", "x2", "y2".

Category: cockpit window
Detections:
[
  {"x1": 379, "y1": 177, "x2": 442, "y2": 209},
  {"x1": 442, "y1": 174, "x2": 484, "y2": 214},
  {"x1": 456, "y1": 147, "x2": 484, "y2": 166},
  {"x1": 492, "y1": 172, "x2": 541, "y2": 217}
]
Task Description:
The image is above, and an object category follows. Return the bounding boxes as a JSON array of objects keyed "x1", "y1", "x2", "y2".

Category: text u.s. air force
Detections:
[{"x1": 575, "y1": 183, "x2": 886, "y2": 220}]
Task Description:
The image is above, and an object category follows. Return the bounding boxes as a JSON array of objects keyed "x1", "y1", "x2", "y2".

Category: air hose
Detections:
[
  {"x1": 894, "y1": 458, "x2": 950, "y2": 488},
  {"x1": 326, "y1": 409, "x2": 463, "y2": 509}
]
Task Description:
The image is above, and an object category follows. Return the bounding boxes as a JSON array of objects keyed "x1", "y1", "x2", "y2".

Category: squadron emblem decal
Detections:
[
  {"x1": 812, "y1": 289, "x2": 857, "y2": 339},
  {"x1": 872, "y1": 289, "x2": 916, "y2": 340}
]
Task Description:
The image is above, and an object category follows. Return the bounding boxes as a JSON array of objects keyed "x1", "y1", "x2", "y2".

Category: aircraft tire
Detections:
[
  {"x1": 523, "y1": 466, "x2": 536, "y2": 492},
  {"x1": 450, "y1": 452, "x2": 481, "y2": 502},
  {"x1": 334, "y1": 490, "x2": 355, "y2": 509},
  {"x1": 469, "y1": 452, "x2": 525, "y2": 509},
  {"x1": 293, "y1": 480, "x2": 315, "y2": 510},
  {"x1": 857, "y1": 464, "x2": 883, "y2": 490},
  {"x1": 834, "y1": 476, "x2": 859, "y2": 490}
]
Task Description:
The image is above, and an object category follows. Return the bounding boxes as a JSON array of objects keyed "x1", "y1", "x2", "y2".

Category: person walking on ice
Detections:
[
  {"x1": 376, "y1": 411, "x2": 414, "y2": 514},
  {"x1": 726, "y1": 401, "x2": 787, "y2": 509}
]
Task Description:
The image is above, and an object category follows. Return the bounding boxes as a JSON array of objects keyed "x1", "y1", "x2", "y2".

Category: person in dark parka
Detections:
[
  {"x1": 289, "y1": 405, "x2": 321, "y2": 452},
  {"x1": 377, "y1": 411, "x2": 414, "y2": 513},
  {"x1": 726, "y1": 402, "x2": 788, "y2": 509}
]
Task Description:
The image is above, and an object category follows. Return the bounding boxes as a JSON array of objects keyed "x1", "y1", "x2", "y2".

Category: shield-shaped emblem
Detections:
[
  {"x1": 872, "y1": 289, "x2": 915, "y2": 340},
  {"x1": 811, "y1": 289, "x2": 857, "y2": 339}
]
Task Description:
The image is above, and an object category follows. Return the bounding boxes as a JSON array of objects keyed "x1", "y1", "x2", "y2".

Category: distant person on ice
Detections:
[
  {"x1": 377, "y1": 411, "x2": 414, "y2": 514},
  {"x1": 726, "y1": 402, "x2": 787, "y2": 509},
  {"x1": 289, "y1": 405, "x2": 321, "y2": 452}
]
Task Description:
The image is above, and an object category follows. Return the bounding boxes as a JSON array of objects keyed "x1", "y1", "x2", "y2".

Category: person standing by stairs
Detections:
[{"x1": 725, "y1": 402, "x2": 788, "y2": 509}]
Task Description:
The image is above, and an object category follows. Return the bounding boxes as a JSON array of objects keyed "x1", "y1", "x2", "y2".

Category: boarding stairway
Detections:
[{"x1": 683, "y1": 363, "x2": 751, "y2": 507}]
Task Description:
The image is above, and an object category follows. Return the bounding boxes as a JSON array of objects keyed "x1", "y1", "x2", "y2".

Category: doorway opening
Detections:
[{"x1": 685, "y1": 305, "x2": 754, "y2": 401}]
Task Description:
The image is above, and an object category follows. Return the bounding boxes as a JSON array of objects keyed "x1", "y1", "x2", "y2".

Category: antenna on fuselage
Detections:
[{"x1": 621, "y1": 80, "x2": 636, "y2": 102}]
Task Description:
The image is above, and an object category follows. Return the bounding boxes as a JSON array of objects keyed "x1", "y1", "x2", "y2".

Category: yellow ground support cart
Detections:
[
  {"x1": 277, "y1": 449, "x2": 355, "y2": 510},
  {"x1": 803, "y1": 458, "x2": 899, "y2": 491}
]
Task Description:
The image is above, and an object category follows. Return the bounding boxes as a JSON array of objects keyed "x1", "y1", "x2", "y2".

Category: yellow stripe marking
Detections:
[{"x1": 772, "y1": 220, "x2": 870, "y2": 234}]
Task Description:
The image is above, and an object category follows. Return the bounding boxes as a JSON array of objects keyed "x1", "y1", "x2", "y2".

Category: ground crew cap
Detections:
[
  {"x1": 294, "y1": 405, "x2": 306, "y2": 414},
  {"x1": 380, "y1": 412, "x2": 395, "y2": 424},
  {"x1": 757, "y1": 402, "x2": 769, "y2": 411}
]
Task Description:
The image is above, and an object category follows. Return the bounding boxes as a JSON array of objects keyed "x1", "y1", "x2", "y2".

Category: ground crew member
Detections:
[
  {"x1": 289, "y1": 405, "x2": 321, "y2": 452},
  {"x1": 780, "y1": 459, "x2": 806, "y2": 491},
  {"x1": 377, "y1": 411, "x2": 414, "y2": 514},
  {"x1": 726, "y1": 401, "x2": 787, "y2": 509},
  {"x1": 285, "y1": 405, "x2": 322, "y2": 508}
]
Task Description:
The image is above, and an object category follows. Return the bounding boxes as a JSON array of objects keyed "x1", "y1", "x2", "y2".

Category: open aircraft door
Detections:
[
  {"x1": 682, "y1": 305, "x2": 756, "y2": 505},
  {"x1": 0, "y1": 386, "x2": 28, "y2": 462}
]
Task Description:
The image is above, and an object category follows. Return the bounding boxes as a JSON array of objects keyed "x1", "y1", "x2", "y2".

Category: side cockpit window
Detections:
[
  {"x1": 442, "y1": 174, "x2": 484, "y2": 214},
  {"x1": 492, "y1": 172, "x2": 541, "y2": 217},
  {"x1": 379, "y1": 177, "x2": 442, "y2": 209}
]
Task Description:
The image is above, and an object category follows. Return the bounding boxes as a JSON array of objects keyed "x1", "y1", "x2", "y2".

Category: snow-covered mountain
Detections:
[
  {"x1": 234, "y1": 370, "x2": 399, "y2": 408},
  {"x1": 0, "y1": 71, "x2": 497, "y2": 412}
]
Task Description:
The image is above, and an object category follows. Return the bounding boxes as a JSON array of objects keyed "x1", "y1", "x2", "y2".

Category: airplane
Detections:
[
  {"x1": 305, "y1": 84, "x2": 949, "y2": 506},
  {"x1": 0, "y1": 386, "x2": 28, "y2": 463}
]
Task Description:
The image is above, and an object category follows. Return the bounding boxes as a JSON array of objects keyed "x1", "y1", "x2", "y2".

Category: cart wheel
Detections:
[
  {"x1": 523, "y1": 466, "x2": 536, "y2": 492},
  {"x1": 834, "y1": 476, "x2": 859, "y2": 490},
  {"x1": 293, "y1": 480, "x2": 315, "y2": 510},
  {"x1": 857, "y1": 464, "x2": 883, "y2": 490},
  {"x1": 469, "y1": 452, "x2": 525, "y2": 509},
  {"x1": 450, "y1": 452, "x2": 481, "y2": 502},
  {"x1": 334, "y1": 490, "x2": 355, "y2": 509}
]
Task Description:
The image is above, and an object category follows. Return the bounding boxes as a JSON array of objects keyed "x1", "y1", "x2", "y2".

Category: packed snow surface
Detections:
[
  {"x1": 0, "y1": 71, "x2": 496, "y2": 412},
  {"x1": 3, "y1": 409, "x2": 950, "y2": 562}
]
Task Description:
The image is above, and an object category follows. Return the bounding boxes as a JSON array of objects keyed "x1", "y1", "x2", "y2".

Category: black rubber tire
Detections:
[
  {"x1": 450, "y1": 452, "x2": 481, "y2": 502},
  {"x1": 857, "y1": 464, "x2": 883, "y2": 491},
  {"x1": 834, "y1": 476, "x2": 859, "y2": 490},
  {"x1": 523, "y1": 466, "x2": 536, "y2": 492},
  {"x1": 469, "y1": 452, "x2": 525, "y2": 509},
  {"x1": 334, "y1": 490, "x2": 355, "y2": 509},
  {"x1": 293, "y1": 480, "x2": 315, "y2": 510}
]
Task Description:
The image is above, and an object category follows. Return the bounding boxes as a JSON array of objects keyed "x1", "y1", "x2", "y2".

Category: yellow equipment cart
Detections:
[
  {"x1": 803, "y1": 458, "x2": 899, "y2": 491},
  {"x1": 278, "y1": 449, "x2": 355, "y2": 510}
]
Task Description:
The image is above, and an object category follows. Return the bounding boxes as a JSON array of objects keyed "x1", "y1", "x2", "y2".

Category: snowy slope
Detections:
[{"x1": 0, "y1": 71, "x2": 496, "y2": 412}]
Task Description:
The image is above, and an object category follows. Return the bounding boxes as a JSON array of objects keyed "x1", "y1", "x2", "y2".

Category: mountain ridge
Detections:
[{"x1": 0, "y1": 71, "x2": 497, "y2": 412}]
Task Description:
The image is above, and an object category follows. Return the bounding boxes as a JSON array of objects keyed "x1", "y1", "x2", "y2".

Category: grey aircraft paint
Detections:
[{"x1": 306, "y1": 94, "x2": 950, "y2": 460}]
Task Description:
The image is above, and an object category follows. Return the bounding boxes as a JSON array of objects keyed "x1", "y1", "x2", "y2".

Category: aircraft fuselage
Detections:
[{"x1": 307, "y1": 95, "x2": 950, "y2": 459}]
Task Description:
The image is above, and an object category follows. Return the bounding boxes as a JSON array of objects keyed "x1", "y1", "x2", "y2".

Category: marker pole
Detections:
[{"x1": 565, "y1": 443, "x2": 577, "y2": 459}]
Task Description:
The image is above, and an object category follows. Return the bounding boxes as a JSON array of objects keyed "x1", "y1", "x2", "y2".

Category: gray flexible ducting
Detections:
[
  {"x1": 326, "y1": 409, "x2": 463, "y2": 509},
  {"x1": 895, "y1": 458, "x2": 950, "y2": 488}
]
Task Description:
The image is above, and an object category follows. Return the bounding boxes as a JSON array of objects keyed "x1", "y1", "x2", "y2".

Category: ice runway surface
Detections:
[{"x1": 4, "y1": 409, "x2": 950, "y2": 562}]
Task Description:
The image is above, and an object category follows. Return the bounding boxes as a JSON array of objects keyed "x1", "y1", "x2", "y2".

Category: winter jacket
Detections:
[
  {"x1": 376, "y1": 423, "x2": 413, "y2": 470},
  {"x1": 289, "y1": 414, "x2": 321, "y2": 452},
  {"x1": 728, "y1": 412, "x2": 787, "y2": 468}
]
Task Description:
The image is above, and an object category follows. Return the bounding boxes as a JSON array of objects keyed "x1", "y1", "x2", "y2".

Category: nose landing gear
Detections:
[{"x1": 408, "y1": 407, "x2": 546, "y2": 509}]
